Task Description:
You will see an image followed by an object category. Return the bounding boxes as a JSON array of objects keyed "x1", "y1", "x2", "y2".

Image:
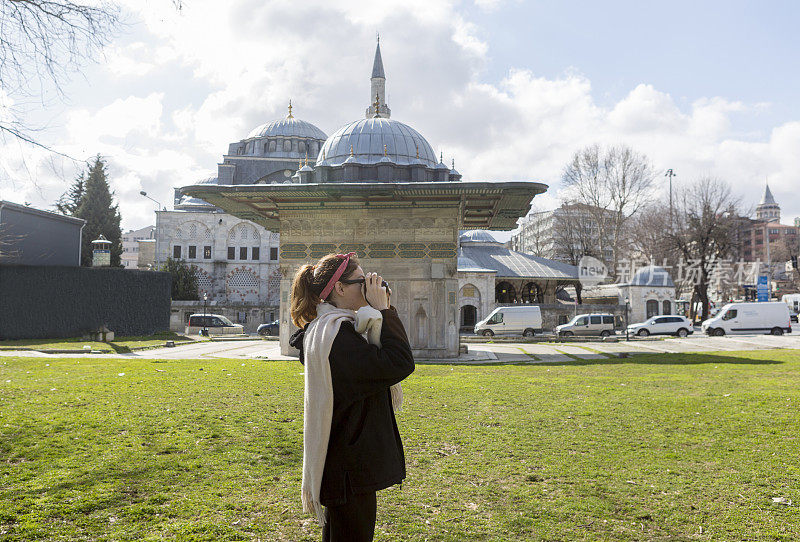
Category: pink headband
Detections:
[{"x1": 318, "y1": 252, "x2": 356, "y2": 301}]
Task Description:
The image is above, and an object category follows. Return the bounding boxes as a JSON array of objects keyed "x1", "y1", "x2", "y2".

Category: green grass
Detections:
[
  {"x1": 0, "y1": 332, "x2": 194, "y2": 353},
  {"x1": 1, "y1": 350, "x2": 799, "y2": 540}
]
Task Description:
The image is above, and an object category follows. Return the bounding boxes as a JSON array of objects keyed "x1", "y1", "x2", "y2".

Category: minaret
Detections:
[
  {"x1": 756, "y1": 182, "x2": 780, "y2": 222},
  {"x1": 365, "y1": 34, "x2": 391, "y2": 118}
]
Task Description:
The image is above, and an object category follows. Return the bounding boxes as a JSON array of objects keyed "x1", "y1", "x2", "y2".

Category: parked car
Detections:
[
  {"x1": 701, "y1": 302, "x2": 792, "y2": 336},
  {"x1": 555, "y1": 313, "x2": 615, "y2": 337},
  {"x1": 474, "y1": 306, "x2": 542, "y2": 337},
  {"x1": 185, "y1": 313, "x2": 244, "y2": 336},
  {"x1": 257, "y1": 320, "x2": 280, "y2": 336},
  {"x1": 627, "y1": 315, "x2": 694, "y2": 337}
]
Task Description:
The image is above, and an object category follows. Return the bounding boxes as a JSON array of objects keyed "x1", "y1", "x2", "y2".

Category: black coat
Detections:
[{"x1": 289, "y1": 306, "x2": 415, "y2": 505}]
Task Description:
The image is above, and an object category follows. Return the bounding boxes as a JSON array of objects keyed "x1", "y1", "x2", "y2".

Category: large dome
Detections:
[
  {"x1": 246, "y1": 116, "x2": 327, "y2": 140},
  {"x1": 317, "y1": 117, "x2": 437, "y2": 167}
]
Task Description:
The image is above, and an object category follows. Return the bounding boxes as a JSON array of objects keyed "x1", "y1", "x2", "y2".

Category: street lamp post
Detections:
[
  {"x1": 625, "y1": 297, "x2": 630, "y2": 341},
  {"x1": 139, "y1": 190, "x2": 166, "y2": 211},
  {"x1": 203, "y1": 293, "x2": 208, "y2": 337},
  {"x1": 665, "y1": 169, "x2": 676, "y2": 232}
]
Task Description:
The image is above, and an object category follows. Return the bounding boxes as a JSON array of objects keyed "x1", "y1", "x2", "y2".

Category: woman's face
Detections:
[{"x1": 329, "y1": 265, "x2": 368, "y2": 311}]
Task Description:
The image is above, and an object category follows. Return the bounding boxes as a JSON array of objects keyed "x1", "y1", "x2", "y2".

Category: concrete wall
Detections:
[
  {"x1": 0, "y1": 202, "x2": 84, "y2": 266},
  {"x1": 0, "y1": 265, "x2": 171, "y2": 339}
]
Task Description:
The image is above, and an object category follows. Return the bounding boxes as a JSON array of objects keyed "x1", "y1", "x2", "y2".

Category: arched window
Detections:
[
  {"x1": 268, "y1": 140, "x2": 277, "y2": 152},
  {"x1": 283, "y1": 140, "x2": 291, "y2": 152},
  {"x1": 495, "y1": 282, "x2": 517, "y2": 304},
  {"x1": 662, "y1": 300, "x2": 671, "y2": 315},
  {"x1": 646, "y1": 299, "x2": 659, "y2": 319},
  {"x1": 298, "y1": 141, "x2": 306, "y2": 154},
  {"x1": 521, "y1": 282, "x2": 541, "y2": 303}
]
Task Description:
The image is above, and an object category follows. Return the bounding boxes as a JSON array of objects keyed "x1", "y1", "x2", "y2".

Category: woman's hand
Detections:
[{"x1": 363, "y1": 272, "x2": 389, "y2": 310}]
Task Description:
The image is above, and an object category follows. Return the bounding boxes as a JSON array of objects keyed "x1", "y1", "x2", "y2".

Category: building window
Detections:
[
  {"x1": 188, "y1": 245, "x2": 197, "y2": 259},
  {"x1": 228, "y1": 247, "x2": 235, "y2": 260},
  {"x1": 270, "y1": 247, "x2": 278, "y2": 261},
  {"x1": 252, "y1": 247, "x2": 260, "y2": 260},
  {"x1": 240, "y1": 247, "x2": 247, "y2": 260},
  {"x1": 173, "y1": 245, "x2": 181, "y2": 259},
  {"x1": 237, "y1": 311, "x2": 247, "y2": 323},
  {"x1": 204, "y1": 246, "x2": 212, "y2": 259},
  {"x1": 283, "y1": 140, "x2": 291, "y2": 152}
]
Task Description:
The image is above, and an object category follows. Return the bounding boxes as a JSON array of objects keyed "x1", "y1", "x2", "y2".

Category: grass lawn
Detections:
[
  {"x1": 1, "y1": 350, "x2": 799, "y2": 541},
  {"x1": 0, "y1": 332, "x2": 194, "y2": 354}
]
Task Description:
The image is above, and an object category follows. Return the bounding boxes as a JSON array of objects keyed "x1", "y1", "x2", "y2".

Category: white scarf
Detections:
[{"x1": 301, "y1": 302, "x2": 404, "y2": 526}]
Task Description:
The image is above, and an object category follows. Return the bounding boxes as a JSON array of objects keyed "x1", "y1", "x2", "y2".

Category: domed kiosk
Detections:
[{"x1": 181, "y1": 40, "x2": 548, "y2": 358}]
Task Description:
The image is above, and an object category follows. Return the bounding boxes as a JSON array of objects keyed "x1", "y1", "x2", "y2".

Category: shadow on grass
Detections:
[{"x1": 419, "y1": 352, "x2": 786, "y2": 367}]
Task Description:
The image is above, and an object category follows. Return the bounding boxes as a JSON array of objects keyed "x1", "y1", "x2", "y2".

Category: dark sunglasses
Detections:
[{"x1": 340, "y1": 277, "x2": 389, "y2": 288}]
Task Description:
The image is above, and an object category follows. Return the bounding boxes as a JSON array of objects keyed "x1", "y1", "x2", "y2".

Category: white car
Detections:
[{"x1": 627, "y1": 315, "x2": 694, "y2": 337}]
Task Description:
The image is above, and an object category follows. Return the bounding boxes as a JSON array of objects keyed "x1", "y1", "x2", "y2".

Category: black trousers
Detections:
[{"x1": 321, "y1": 490, "x2": 377, "y2": 542}]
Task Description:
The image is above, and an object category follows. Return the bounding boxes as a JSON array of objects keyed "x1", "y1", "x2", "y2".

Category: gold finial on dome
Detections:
[
  {"x1": 415, "y1": 144, "x2": 419, "y2": 159},
  {"x1": 304, "y1": 151, "x2": 309, "y2": 167},
  {"x1": 383, "y1": 144, "x2": 388, "y2": 157},
  {"x1": 287, "y1": 99, "x2": 293, "y2": 119},
  {"x1": 373, "y1": 93, "x2": 381, "y2": 118},
  {"x1": 350, "y1": 145, "x2": 354, "y2": 157}
]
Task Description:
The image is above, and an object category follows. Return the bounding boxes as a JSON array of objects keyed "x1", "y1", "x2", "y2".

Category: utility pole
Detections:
[{"x1": 665, "y1": 169, "x2": 676, "y2": 231}]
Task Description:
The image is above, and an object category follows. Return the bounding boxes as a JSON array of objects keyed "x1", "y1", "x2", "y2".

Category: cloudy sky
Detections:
[{"x1": 1, "y1": 0, "x2": 799, "y2": 239}]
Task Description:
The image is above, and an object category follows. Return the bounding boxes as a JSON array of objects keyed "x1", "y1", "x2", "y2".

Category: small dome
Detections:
[
  {"x1": 317, "y1": 117, "x2": 437, "y2": 168},
  {"x1": 246, "y1": 116, "x2": 327, "y2": 141},
  {"x1": 630, "y1": 266, "x2": 675, "y2": 287},
  {"x1": 459, "y1": 230, "x2": 499, "y2": 244}
]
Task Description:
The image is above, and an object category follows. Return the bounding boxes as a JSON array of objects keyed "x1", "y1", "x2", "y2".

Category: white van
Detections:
[
  {"x1": 701, "y1": 302, "x2": 792, "y2": 336},
  {"x1": 474, "y1": 306, "x2": 543, "y2": 337}
]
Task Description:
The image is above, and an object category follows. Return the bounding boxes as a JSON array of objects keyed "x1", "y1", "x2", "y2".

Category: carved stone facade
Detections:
[
  {"x1": 279, "y1": 208, "x2": 461, "y2": 358},
  {"x1": 154, "y1": 209, "x2": 280, "y2": 332}
]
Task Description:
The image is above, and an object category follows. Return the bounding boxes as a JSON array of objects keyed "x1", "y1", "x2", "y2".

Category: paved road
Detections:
[{"x1": 2, "y1": 334, "x2": 799, "y2": 363}]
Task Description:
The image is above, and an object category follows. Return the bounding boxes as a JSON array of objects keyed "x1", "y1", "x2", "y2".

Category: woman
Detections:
[{"x1": 288, "y1": 252, "x2": 414, "y2": 541}]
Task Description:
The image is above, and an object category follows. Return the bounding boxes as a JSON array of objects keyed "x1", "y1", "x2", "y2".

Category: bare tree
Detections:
[
  {"x1": 561, "y1": 144, "x2": 657, "y2": 277},
  {"x1": 551, "y1": 203, "x2": 602, "y2": 303},
  {"x1": 1, "y1": 1, "x2": 181, "y2": 156},
  {"x1": 666, "y1": 177, "x2": 741, "y2": 321}
]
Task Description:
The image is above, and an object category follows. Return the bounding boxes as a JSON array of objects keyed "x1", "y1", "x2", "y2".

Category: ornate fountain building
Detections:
[{"x1": 181, "y1": 40, "x2": 546, "y2": 358}]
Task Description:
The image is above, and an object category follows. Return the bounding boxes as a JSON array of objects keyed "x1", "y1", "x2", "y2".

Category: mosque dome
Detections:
[
  {"x1": 316, "y1": 117, "x2": 437, "y2": 168},
  {"x1": 246, "y1": 115, "x2": 327, "y2": 141}
]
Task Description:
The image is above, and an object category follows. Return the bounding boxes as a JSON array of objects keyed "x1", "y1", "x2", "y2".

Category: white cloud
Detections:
[{"x1": 2, "y1": 0, "x2": 798, "y2": 233}]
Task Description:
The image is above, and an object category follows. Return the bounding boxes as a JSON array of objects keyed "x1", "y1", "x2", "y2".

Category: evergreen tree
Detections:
[
  {"x1": 160, "y1": 258, "x2": 199, "y2": 300},
  {"x1": 74, "y1": 156, "x2": 123, "y2": 266},
  {"x1": 55, "y1": 172, "x2": 86, "y2": 215}
]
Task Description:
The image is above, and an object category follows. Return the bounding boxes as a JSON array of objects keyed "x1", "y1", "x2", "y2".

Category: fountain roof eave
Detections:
[{"x1": 180, "y1": 180, "x2": 548, "y2": 232}]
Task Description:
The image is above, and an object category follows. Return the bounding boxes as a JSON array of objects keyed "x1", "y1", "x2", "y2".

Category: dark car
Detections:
[{"x1": 257, "y1": 320, "x2": 280, "y2": 336}]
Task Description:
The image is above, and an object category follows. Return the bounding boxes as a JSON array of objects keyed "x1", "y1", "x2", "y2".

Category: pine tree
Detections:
[
  {"x1": 74, "y1": 156, "x2": 123, "y2": 266},
  {"x1": 55, "y1": 172, "x2": 86, "y2": 215}
]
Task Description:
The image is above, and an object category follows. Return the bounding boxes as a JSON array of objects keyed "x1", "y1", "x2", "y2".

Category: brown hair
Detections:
[{"x1": 290, "y1": 253, "x2": 360, "y2": 328}]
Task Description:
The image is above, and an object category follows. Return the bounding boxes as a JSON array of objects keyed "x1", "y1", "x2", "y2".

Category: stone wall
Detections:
[
  {"x1": 170, "y1": 300, "x2": 278, "y2": 334},
  {"x1": 0, "y1": 265, "x2": 170, "y2": 339},
  {"x1": 278, "y1": 207, "x2": 461, "y2": 358}
]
